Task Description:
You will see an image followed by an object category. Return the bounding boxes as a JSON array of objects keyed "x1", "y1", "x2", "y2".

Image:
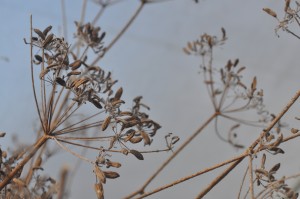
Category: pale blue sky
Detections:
[{"x1": 1, "y1": 0, "x2": 300, "y2": 198}]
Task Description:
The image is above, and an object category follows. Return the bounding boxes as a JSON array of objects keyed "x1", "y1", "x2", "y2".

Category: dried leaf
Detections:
[
  {"x1": 67, "y1": 71, "x2": 81, "y2": 76},
  {"x1": 130, "y1": 149, "x2": 144, "y2": 160},
  {"x1": 43, "y1": 33, "x2": 54, "y2": 47},
  {"x1": 106, "y1": 160, "x2": 121, "y2": 168},
  {"x1": 129, "y1": 137, "x2": 143, "y2": 144}
]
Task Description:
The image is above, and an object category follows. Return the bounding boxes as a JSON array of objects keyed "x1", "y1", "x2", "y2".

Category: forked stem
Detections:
[
  {"x1": 124, "y1": 112, "x2": 218, "y2": 199},
  {"x1": 0, "y1": 135, "x2": 49, "y2": 190}
]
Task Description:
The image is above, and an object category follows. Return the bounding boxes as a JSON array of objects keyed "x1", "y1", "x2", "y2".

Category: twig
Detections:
[
  {"x1": 248, "y1": 155, "x2": 254, "y2": 198},
  {"x1": 237, "y1": 166, "x2": 249, "y2": 199},
  {"x1": 91, "y1": 1, "x2": 146, "y2": 65},
  {"x1": 124, "y1": 112, "x2": 218, "y2": 199}
]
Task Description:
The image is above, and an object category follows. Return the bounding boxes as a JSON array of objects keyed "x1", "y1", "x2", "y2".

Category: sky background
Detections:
[{"x1": 1, "y1": 0, "x2": 300, "y2": 198}]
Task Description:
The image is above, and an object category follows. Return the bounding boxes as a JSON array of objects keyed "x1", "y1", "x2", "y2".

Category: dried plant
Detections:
[{"x1": 2, "y1": 0, "x2": 300, "y2": 199}]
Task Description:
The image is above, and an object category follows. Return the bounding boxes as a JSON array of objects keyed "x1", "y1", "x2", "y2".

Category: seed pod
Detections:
[
  {"x1": 111, "y1": 100, "x2": 125, "y2": 107},
  {"x1": 261, "y1": 153, "x2": 266, "y2": 169},
  {"x1": 263, "y1": 8, "x2": 277, "y2": 18},
  {"x1": 101, "y1": 116, "x2": 111, "y2": 131},
  {"x1": 106, "y1": 160, "x2": 121, "y2": 168},
  {"x1": 91, "y1": 99, "x2": 102, "y2": 109},
  {"x1": 70, "y1": 60, "x2": 82, "y2": 70},
  {"x1": 34, "y1": 28, "x2": 45, "y2": 40},
  {"x1": 55, "y1": 77, "x2": 66, "y2": 87},
  {"x1": 269, "y1": 163, "x2": 280, "y2": 174},
  {"x1": 43, "y1": 33, "x2": 54, "y2": 48},
  {"x1": 140, "y1": 131, "x2": 151, "y2": 146},
  {"x1": 114, "y1": 87, "x2": 123, "y2": 101},
  {"x1": 130, "y1": 149, "x2": 144, "y2": 160},
  {"x1": 94, "y1": 165, "x2": 106, "y2": 184},
  {"x1": 221, "y1": 27, "x2": 226, "y2": 39},
  {"x1": 34, "y1": 157, "x2": 42, "y2": 167},
  {"x1": 183, "y1": 47, "x2": 191, "y2": 55},
  {"x1": 12, "y1": 178, "x2": 26, "y2": 187},
  {"x1": 34, "y1": 55, "x2": 43, "y2": 62},
  {"x1": 124, "y1": 129, "x2": 136, "y2": 142},
  {"x1": 251, "y1": 76, "x2": 257, "y2": 91},
  {"x1": 94, "y1": 183, "x2": 104, "y2": 199},
  {"x1": 39, "y1": 68, "x2": 50, "y2": 79},
  {"x1": 129, "y1": 136, "x2": 143, "y2": 144},
  {"x1": 291, "y1": 128, "x2": 299, "y2": 134},
  {"x1": 67, "y1": 71, "x2": 81, "y2": 76},
  {"x1": 103, "y1": 171, "x2": 120, "y2": 179},
  {"x1": 0, "y1": 132, "x2": 6, "y2": 137},
  {"x1": 43, "y1": 25, "x2": 52, "y2": 37}
]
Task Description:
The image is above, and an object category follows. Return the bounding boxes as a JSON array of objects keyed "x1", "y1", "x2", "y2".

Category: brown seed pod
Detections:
[
  {"x1": 263, "y1": 8, "x2": 277, "y2": 18},
  {"x1": 140, "y1": 131, "x2": 151, "y2": 146},
  {"x1": 114, "y1": 87, "x2": 123, "y2": 101},
  {"x1": 130, "y1": 149, "x2": 144, "y2": 160},
  {"x1": 12, "y1": 178, "x2": 26, "y2": 187},
  {"x1": 55, "y1": 77, "x2": 66, "y2": 87},
  {"x1": 67, "y1": 71, "x2": 81, "y2": 76},
  {"x1": 261, "y1": 153, "x2": 266, "y2": 169},
  {"x1": 103, "y1": 171, "x2": 120, "y2": 179},
  {"x1": 43, "y1": 25, "x2": 52, "y2": 37},
  {"x1": 34, "y1": 157, "x2": 42, "y2": 167},
  {"x1": 251, "y1": 76, "x2": 257, "y2": 91},
  {"x1": 43, "y1": 33, "x2": 54, "y2": 48},
  {"x1": 111, "y1": 100, "x2": 125, "y2": 107},
  {"x1": 34, "y1": 55, "x2": 43, "y2": 62},
  {"x1": 291, "y1": 128, "x2": 299, "y2": 134},
  {"x1": 70, "y1": 60, "x2": 82, "y2": 70},
  {"x1": 106, "y1": 160, "x2": 121, "y2": 168},
  {"x1": 94, "y1": 165, "x2": 106, "y2": 184},
  {"x1": 101, "y1": 116, "x2": 111, "y2": 131},
  {"x1": 124, "y1": 129, "x2": 136, "y2": 142},
  {"x1": 91, "y1": 99, "x2": 102, "y2": 109},
  {"x1": 129, "y1": 136, "x2": 143, "y2": 144},
  {"x1": 183, "y1": 47, "x2": 191, "y2": 55},
  {"x1": 221, "y1": 27, "x2": 226, "y2": 39},
  {"x1": 94, "y1": 183, "x2": 104, "y2": 199},
  {"x1": 269, "y1": 163, "x2": 280, "y2": 174},
  {"x1": 34, "y1": 28, "x2": 45, "y2": 40},
  {"x1": 39, "y1": 68, "x2": 50, "y2": 79}
]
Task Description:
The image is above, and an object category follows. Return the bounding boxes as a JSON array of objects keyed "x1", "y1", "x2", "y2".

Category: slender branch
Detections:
[
  {"x1": 248, "y1": 155, "x2": 254, "y2": 199},
  {"x1": 30, "y1": 15, "x2": 45, "y2": 133},
  {"x1": 0, "y1": 135, "x2": 49, "y2": 190},
  {"x1": 195, "y1": 158, "x2": 243, "y2": 199},
  {"x1": 91, "y1": 1, "x2": 146, "y2": 65},
  {"x1": 237, "y1": 166, "x2": 249, "y2": 199},
  {"x1": 124, "y1": 112, "x2": 218, "y2": 199}
]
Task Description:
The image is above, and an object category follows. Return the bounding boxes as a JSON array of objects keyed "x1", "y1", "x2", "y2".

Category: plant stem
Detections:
[
  {"x1": 124, "y1": 112, "x2": 218, "y2": 199},
  {"x1": 0, "y1": 135, "x2": 49, "y2": 190}
]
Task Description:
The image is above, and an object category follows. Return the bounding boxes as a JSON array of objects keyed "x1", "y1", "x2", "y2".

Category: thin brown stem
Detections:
[
  {"x1": 124, "y1": 112, "x2": 218, "y2": 199},
  {"x1": 91, "y1": 1, "x2": 145, "y2": 65},
  {"x1": 30, "y1": 16, "x2": 45, "y2": 133},
  {"x1": 237, "y1": 166, "x2": 249, "y2": 199},
  {"x1": 0, "y1": 135, "x2": 49, "y2": 190},
  {"x1": 248, "y1": 155, "x2": 254, "y2": 199}
]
